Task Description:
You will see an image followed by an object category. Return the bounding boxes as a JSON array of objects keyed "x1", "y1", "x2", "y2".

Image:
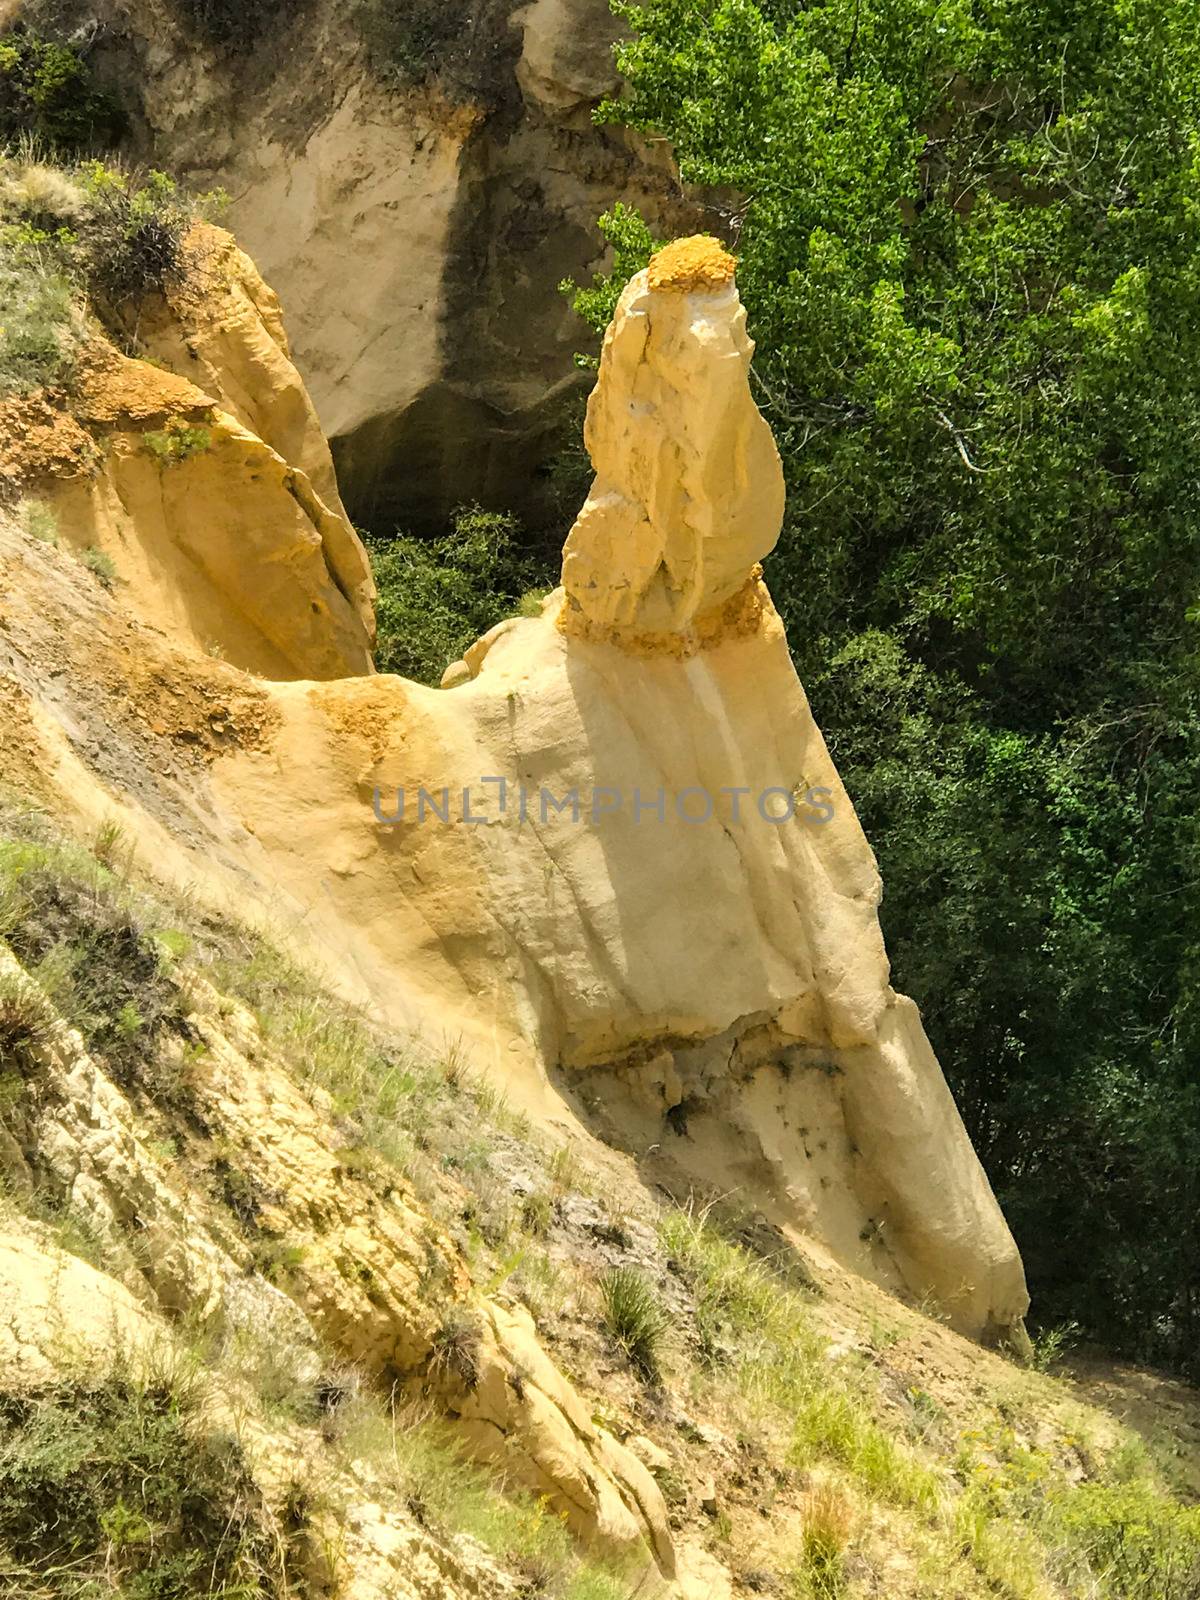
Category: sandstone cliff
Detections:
[
  {"x1": 12, "y1": 0, "x2": 694, "y2": 530},
  {"x1": 0, "y1": 210, "x2": 1028, "y2": 1349}
]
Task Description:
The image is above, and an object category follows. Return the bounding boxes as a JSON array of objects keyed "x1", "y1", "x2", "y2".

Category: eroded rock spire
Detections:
[{"x1": 560, "y1": 236, "x2": 786, "y2": 645}]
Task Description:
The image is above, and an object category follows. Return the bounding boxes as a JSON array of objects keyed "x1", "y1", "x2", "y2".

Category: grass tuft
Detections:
[
  {"x1": 792, "y1": 1481, "x2": 854, "y2": 1599},
  {"x1": 599, "y1": 1265, "x2": 668, "y2": 1381}
]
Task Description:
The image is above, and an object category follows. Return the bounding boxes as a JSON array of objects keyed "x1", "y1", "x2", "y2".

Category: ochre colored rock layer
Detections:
[{"x1": 646, "y1": 234, "x2": 737, "y2": 292}]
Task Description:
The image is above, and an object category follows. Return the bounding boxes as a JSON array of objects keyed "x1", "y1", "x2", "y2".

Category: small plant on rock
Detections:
[
  {"x1": 16, "y1": 497, "x2": 58, "y2": 544},
  {"x1": 143, "y1": 418, "x2": 213, "y2": 465},
  {"x1": 77, "y1": 162, "x2": 190, "y2": 307},
  {"x1": 792, "y1": 1481, "x2": 854, "y2": 1600},
  {"x1": 79, "y1": 545, "x2": 116, "y2": 586},
  {"x1": 430, "y1": 1307, "x2": 483, "y2": 1391}
]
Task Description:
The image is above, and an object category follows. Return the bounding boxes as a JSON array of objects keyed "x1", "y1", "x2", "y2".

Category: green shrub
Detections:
[
  {"x1": 79, "y1": 544, "x2": 116, "y2": 586},
  {"x1": 0, "y1": 231, "x2": 81, "y2": 393},
  {"x1": 598, "y1": 1265, "x2": 668, "y2": 1380},
  {"x1": 369, "y1": 504, "x2": 552, "y2": 684},
  {"x1": 1047, "y1": 1480, "x2": 1200, "y2": 1600},
  {"x1": 0, "y1": 28, "x2": 123, "y2": 152},
  {"x1": 15, "y1": 496, "x2": 58, "y2": 543},
  {"x1": 77, "y1": 162, "x2": 190, "y2": 307},
  {"x1": 0, "y1": 837, "x2": 193, "y2": 1106},
  {"x1": 0, "y1": 1375, "x2": 291, "y2": 1596},
  {"x1": 144, "y1": 418, "x2": 213, "y2": 465}
]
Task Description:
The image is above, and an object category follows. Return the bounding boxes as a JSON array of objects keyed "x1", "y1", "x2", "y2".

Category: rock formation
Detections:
[
  {"x1": 561, "y1": 237, "x2": 784, "y2": 640},
  {"x1": 1, "y1": 222, "x2": 375, "y2": 679},
  {"x1": 0, "y1": 224, "x2": 1029, "y2": 1350},
  {"x1": 10, "y1": 0, "x2": 696, "y2": 529}
]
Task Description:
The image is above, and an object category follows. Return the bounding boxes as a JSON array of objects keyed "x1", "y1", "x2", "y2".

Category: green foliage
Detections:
[
  {"x1": 79, "y1": 544, "x2": 116, "y2": 585},
  {"x1": 144, "y1": 418, "x2": 213, "y2": 465},
  {"x1": 0, "y1": 835, "x2": 192, "y2": 1106},
  {"x1": 370, "y1": 505, "x2": 547, "y2": 684},
  {"x1": 0, "y1": 1374, "x2": 290, "y2": 1596},
  {"x1": 579, "y1": 0, "x2": 1200, "y2": 1378},
  {"x1": 1046, "y1": 1479, "x2": 1200, "y2": 1599},
  {"x1": 0, "y1": 27, "x2": 123, "y2": 152},
  {"x1": 77, "y1": 161, "x2": 190, "y2": 306},
  {"x1": 791, "y1": 1483, "x2": 853, "y2": 1600},
  {"x1": 560, "y1": 203, "x2": 660, "y2": 350},
  {"x1": 598, "y1": 1265, "x2": 669, "y2": 1379},
  {"x1": 0, "y1": 152, "x2": 225, "y2": 392},
  {"x1": 15, "y1": 497, "x2": 58, "y2": 544},
  {"x1": 0, "y1": 226, "x2": 80, "y2": 393}
]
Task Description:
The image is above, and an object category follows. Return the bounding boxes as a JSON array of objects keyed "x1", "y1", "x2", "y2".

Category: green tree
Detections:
[
  {"x1": 570, "y1": 0, "x2": 1200, "y2": 1371},
  {"x1": 0, "y1": 27, "x2": 122, "y2": 151},
  {"x1": 369, "y1": 505, "x2": 548, "y2": 684}
]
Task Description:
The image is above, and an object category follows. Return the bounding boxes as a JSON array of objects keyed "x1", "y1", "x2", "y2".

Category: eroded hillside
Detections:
[{"x1": 1, "y1": 149, "x2": 1199, "y2": 1600}]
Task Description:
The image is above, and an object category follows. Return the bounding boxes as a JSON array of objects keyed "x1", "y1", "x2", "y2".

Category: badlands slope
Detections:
[{"x1": 1, "y1": 213, "x2": 1198, "y2": 1600}]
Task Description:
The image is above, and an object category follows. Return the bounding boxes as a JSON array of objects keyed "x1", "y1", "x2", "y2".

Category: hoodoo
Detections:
[{"x1": 216, "y1": 237, "x2": 1031, "y2": 1346}]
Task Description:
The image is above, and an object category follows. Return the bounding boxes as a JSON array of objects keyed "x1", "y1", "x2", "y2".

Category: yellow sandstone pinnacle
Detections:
[{"x1": 560, "y1": 232, "x2": 783, "y2": 644}]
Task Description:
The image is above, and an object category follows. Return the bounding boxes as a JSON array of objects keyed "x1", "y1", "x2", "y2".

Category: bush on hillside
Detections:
[
  {"x1": 0, "y1": 1375, "x2": 293, "y2": 1596},
  {"x1": 77, "y1": 161, "x2": 190, "y2": 307},
  {"x1": 0, "y1": 224, "x2": 82, "y2": 393}
]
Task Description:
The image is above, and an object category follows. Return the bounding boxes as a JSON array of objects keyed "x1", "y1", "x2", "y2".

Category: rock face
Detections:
[
  {"x1": 0, "y1": 230, "x2": 1029, "y2": 1348},
  {"x1": 0, "y1": 937, "x2": 673, "y2": 1571},
  {"x1": 20, "y1": 0, "x2": 695, "y2": 530},
  {"x1": 1, "y1": 223, "x2": 374, "y2": 680}
]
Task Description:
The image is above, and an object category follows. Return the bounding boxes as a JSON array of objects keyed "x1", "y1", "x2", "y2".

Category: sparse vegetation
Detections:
[
  {"x1": 0, "y1": 1371, "x2": 294, "y2": 1597},
  {"x1": 15, "y1": 496, "x2": 57, "y2": 543},
  {"x1": 792, "y1": 1482, "x2": 854, "y2": 1600},
  {"x1": 599, "y1": 1265, "x2": 668, "y2": 1380},
  {"x1": 357, "y1": 0, "x2": 468, "y2": 87},
  {"x1": 2, "y1": 796, "x2": 1199, "y2": 1600},
  {"x1": 0, "y1": 833, "x2": 192, "y2": 1106},
  {"x1": 143, "y1": 418, "x2": 213, "y2": 465},
  {"x1": 0, "y1": 148, "x2": 228, "y2": 394},
  {"x1": 0, "y1": 225, "x2": 81, "y2": 393},
  {"x1": 174, "y1": 0, "x2": 293, "y2": 49},
  {"x1": 78, "y1": 544, "x2": 116, "y2": 585}
]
